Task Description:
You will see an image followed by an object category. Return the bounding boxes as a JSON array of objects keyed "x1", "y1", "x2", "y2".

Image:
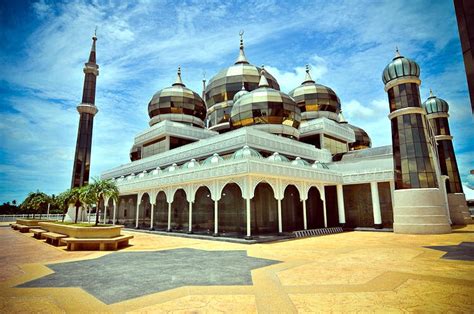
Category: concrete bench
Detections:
[
  {"x1": 10, "y1": 223, "x2": 19, "y2": 229},
  {"x1": 62, "y1": 235, "x2": 133, "y2": 251},
  {"x1": 43, "y1": 232, "x2": 67, "y2": 246},
  {"x1": 11, "y1": 224, "x2": 33, "y2": 233},
  {"x1": 30, "y1": 228, "x2": 47, "y2": 239}
]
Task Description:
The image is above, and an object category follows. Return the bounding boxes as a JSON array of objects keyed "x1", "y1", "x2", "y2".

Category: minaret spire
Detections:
[
  {"x1": 394, "y1": 46, "x2": 401, "y2": 59},
  {"x1": 235, "y1": 30, "x2": 249, "y2": 65},
  {"x1": 302, "y1": 64, "x2": 315, "y2": 84},
  {"x1": 71, "y1": 32, "x2": 99, "y2": 188},
  {"x1": 173, "y1": 66, "x2": 185, "y2": 87}
]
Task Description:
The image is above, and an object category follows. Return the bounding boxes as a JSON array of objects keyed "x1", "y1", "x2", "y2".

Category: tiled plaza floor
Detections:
[{"x1": 0, "y1": 223, "x2": 473, "y2": 313}]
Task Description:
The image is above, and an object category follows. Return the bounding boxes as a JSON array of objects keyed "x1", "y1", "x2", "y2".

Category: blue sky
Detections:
[{"x1": 0, "y1": 0, "x2": 473, "y2": 203}]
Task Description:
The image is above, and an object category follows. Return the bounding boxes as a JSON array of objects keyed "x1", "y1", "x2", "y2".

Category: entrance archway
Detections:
[
  {"x1": 193, "y1": 186, "x2": 214, "y2": 234},
  {"x1": 171, "y1": 189, "x2": 188, "y2": 232},
  {"x1": 282, "y1": 185, "x2": 304, "y2": 232},
  {"x1": 306, "y1": 187, "x2": 324, "y2": 229},
  {"x1": 252, "y1": 182, "x2": 278, "y2": 235},
  {"x1": 154, "y1": 191, "x2": 168, "y2": 230},
  {"x1": 219, "y1": 183, "x2": 245, "y2": 236}
]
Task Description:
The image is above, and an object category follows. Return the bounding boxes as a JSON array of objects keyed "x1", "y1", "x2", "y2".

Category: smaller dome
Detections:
[
  {"x1": 423, "y1": 90, "x2": 449, "y2": 114},
  {"x1": 291, "y1": 157, "x2": 310, "y2": 166},
  {"x1": 267, "y1": 152, "x2": 290, "y2": 162},
  {"x1": 148, "y1": 67, "x2": 207, "y2": 127},
  {"x1": 165, "y1": 163, "x2": 179, "y2": 172},
  {"x1": 382, "y1": 48, "x2": 420, "y2": 85},
  {"x1": 230, "y1": 69, "x2": 301, "y2": 133},
  {"x1": 182, "y1": 159, "x2": 200, "y2": 169},
  {"x1": 138, "y1": 170, "x2": 147, "y2": 178},
  {"x1": 312, "y1": 161, "x2": 329, "y2": 169},
  {"x1": 231, "y1": 145, "x2": 262, "y2": 159},
  {"x1": 152, "y1": 167, "x2": 161, "y2": 175},
  {"x1": 288, "y1": 65, "x2": 341, "y2": 121},
  {"x1": 233, "y1": 82, "x2": 249, "y2": 103},
  {"x1": 203, "y1": 153, "x2": 224, "y2": 166},
  {"x1": 347, "y1": 124, "x2": 372, "y2": 150}
]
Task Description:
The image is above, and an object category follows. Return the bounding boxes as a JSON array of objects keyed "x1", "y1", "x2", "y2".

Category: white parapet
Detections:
[
  {"x1": 393, "y1": 188, "x2": 451, "y2": 234},
  {"x1": 447, "y1": 193, "x2": 473, "y2": 225}
]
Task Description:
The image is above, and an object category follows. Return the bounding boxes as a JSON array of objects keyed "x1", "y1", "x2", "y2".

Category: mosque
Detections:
[{"x1": 85, "y1": 34, "x2": 472, "y2": 239}]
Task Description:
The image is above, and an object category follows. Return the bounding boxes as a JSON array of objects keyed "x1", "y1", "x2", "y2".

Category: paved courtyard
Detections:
[{"x1": 0, "y1": 224, "x2": 473, "y2": 313}]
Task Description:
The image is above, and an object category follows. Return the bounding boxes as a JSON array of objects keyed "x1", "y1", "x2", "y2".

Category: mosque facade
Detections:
[{"x1": 92, "y1": 34, "x2": 472, "y2": 238}]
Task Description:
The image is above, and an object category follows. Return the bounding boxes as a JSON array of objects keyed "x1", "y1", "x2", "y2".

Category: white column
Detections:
[
  {"x1": 336, "y1": 184, "x2": 346, "y2": 224},
  {"x1": 214, "y1": 200, "x2": 218, "y2": 235},
  {"x1": 389, "y1": 180, "x2": 395, "y2": 204},
  {"x1": 246, "y1": 198, "x2": 251, "y2": 238},
  {"x1": 188, "y1": 202, "x2": 193, "y2": 233},
  {"x1": 167, "y1": 202, "x2": 172, "y2": 231},
  {"x1": 135, "y1": 200, "x2": 140, "y2": 228},
  {"x1": 277, "y1": 198, "x2": 283, "y2": 233},
  {"x1": 113, "y1": 199, "x2": 117, "y2": 225},
  {"x1": 150, "y1": 203, "x2": 155, "y2": 229},
  {"x1": 47, "y1": 203, "x2": 50, "y2": 219},
  {"x1": 302, "y1": 199, "x2": 307, "y2": 230},
  {"x1": 103, "y1": 205, "x2": 107, "y2": 224},
  {"x1": 371, "y1": 182, "x2": 382, "y2": 226},
  {"x1": 321, "y1": 186, "x2": 327, "y2": 228}
]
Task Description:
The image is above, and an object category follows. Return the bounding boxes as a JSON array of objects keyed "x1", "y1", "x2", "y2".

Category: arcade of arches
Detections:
[{"x1": 103, "y1": 181, "x2": 394, "y2": 237}]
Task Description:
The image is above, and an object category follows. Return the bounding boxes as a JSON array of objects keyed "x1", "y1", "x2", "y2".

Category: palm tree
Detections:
[
  {"x1": 79, "y1": 184, "x2": 96, "y2": 223},
  {"x1": 21, "y1": 191, "x2": 49, "y2": 218},
  {"x1": 85, "y1": 177, "x2": 119, "y2": 226},
  {"x1": 57, "y1": 188, "x2": 83, "y2": 223}
]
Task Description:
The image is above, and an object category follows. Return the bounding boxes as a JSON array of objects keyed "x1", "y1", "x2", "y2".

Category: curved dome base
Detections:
[
  {"x1": 302, "y1": 111, "x2": 339, "y2": 122},
  {"x1": 248, "y1": 124, "x2": 300, "y2": 139},
  {"x1": 149, "y1": 114, "x2": 205, "y2": 128}
]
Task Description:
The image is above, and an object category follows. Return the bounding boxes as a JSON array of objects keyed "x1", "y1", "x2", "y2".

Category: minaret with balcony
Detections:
[
  {"x1": 423, "y1": 91, "x2": 472, "y2": 225},
  {"x1": 71, "y1": 33, "x2": 99, "y2": 187},
  {"x1": 382, "y1": 49, "x2": 451, "y2": 234}
]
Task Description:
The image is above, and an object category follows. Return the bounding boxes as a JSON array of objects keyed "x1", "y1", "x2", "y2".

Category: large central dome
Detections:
[{"x1": 205, "y1": 34, "x2": 280, "y2": 132}]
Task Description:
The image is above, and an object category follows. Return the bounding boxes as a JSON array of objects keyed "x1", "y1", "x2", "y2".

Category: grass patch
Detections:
[{"x1": 50, "y1": 221, "x2": 111, "y2": 227}]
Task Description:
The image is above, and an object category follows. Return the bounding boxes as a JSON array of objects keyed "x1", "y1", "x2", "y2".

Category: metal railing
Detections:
[{"x1": 1, "y1": 213, "x2": 105, "y2": 223}]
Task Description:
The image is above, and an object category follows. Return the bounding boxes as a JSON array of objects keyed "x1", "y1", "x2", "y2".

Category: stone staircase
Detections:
[{"x1": 293, "y1": 227, "x2": 344, "y2": 238}]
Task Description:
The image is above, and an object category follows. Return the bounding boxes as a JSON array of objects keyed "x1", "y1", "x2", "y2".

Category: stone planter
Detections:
[
  {"x1": 16, "y1": 219, "x2": 53, "y2": 226},
  {"x1": 38, "y1": 222, "x2": 123, "y2": 239}
]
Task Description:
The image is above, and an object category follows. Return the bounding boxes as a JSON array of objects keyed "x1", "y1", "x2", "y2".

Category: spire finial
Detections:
[
  {"x1": 395, "y1": 46, "x2": 401, "y2": 58},
  {"x1": 302, "y1": 64, "x2": 315, "y2": 84},
  {"x1": 429, "y1": 88, "x2": 434, "y2": 97},
  {"x1": 235, "y1": 30, "x2": 249, "y2": 64},
  {"x1": 258, "y1": 66, "x2": 270, "y2": 88},
  {"x1": 173, "y1": 66, "x2": 185, "y2": 87}
]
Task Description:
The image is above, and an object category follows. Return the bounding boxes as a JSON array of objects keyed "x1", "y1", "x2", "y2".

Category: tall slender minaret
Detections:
[
  {"x1": 423, "y1": 91, "x2": 472, "y2": 225},
  {"x1": 382, "y1": 49, "x2": 451, "y2": 234},
  {"x1": 71, "y1": 32, "x2": 99, "y2": 188}
]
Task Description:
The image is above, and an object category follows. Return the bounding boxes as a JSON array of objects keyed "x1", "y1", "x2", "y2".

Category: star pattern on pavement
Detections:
[
  {"x1": 17, "y1": 248, "x2": 280, "y2": 304},
  {"x1": 424, "y1": 242, "x2": 474, "y2": 261}
]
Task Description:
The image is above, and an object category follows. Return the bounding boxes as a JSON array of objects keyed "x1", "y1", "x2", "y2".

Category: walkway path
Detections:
[{"x1": 0, "y1": 225, "x2": 473, "y2": 312}]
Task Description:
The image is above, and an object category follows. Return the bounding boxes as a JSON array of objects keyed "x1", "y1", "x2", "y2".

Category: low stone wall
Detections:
[
  {"x1": 38, "y1": 222, "x2": 123, "y2": 239},
  {"x1": 16, "y1": 219, "x2": 53, "y2": 226}
]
